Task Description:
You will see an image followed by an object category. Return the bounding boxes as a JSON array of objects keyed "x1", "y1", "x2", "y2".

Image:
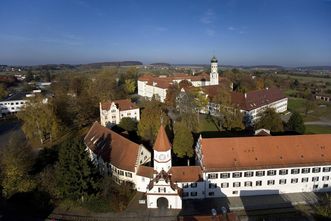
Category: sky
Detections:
[{"x1": 0, "y1": 0, "x2": 330, "y2": 66}]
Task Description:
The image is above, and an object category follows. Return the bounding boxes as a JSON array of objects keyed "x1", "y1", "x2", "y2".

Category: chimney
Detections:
[
  {"x1": 266, "y1": 87, "x2": 269, "y2": 90},
  {"x1": 244, "y1": 93, "x2": 247, "y2": 98}
]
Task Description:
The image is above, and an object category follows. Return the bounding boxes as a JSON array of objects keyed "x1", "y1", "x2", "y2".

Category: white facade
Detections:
[
  {"x1": 86, "y1": 122, "x2": 331, "y2": 211},
  {"x1": 243, "y1": 97, "x2": 288, "y2": 123},
  {"x1": 100, "y1": 101, "x2": 140, "y2": 126},
  {"x1": 138, "y1": 57, "x2": 220, "y2": 102},
  {"x1": 153, "y1": 149, "x2": 172, "y2": 172},
  {"x1": 0, "y1": 99, "x2": 28, "y2": 114}
]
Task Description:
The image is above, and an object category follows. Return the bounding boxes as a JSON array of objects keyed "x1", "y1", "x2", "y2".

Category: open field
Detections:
[{"x1": 305, "y1": 125, "x2": 331, "y2": 134}]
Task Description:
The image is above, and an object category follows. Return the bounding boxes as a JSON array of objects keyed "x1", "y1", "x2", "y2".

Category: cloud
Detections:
[{"x1": 200, "y1": 9, "x2": 214, "y2": 24}]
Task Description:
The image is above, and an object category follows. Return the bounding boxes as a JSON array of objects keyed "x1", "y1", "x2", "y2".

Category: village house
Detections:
[{"x1": 99, "y1": 99, "x2": 140, "y2": 126}]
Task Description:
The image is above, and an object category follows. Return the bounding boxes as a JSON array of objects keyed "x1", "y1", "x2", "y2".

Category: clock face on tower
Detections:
[
  {"x1": 159, "y1": 153, "x2": 166, "y2": 161},
  {"x1": 102, "y1": 110, "x2": 108, "y2": 115}
]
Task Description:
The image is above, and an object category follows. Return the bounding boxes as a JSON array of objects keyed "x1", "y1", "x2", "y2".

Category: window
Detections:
[
  {"x1": 267, "y1": 180, "x2": 275, "y2": 185},
  {"x1": 291, "y1": 178, "x2": 298, "y2": 183},
  {"x1": 125, "y1": 172, "x2": 132, "y2": 178},
  {"x1": 313, "y1": 185, "x2": 318, "y2": 190},
  {"x1": 182, "y1": 184, "x2": 189, "y2": 188},
  {"x1": 323, "y1": 184, "x2": 329, "y2": 188},
  {"x1": 323, "y1": 167, "x2": 331, "y2": 172},
  {"x1": 220, "y1": 173, "x2": 230, "y2": 179},
  {"x1": 312, "y1": 177, "x2": 319, "y2": 182},
  {"x1": 256, "y1": 181, "x2": 262, "y2": 186},
  {"x1": 233, "y1": 182, "x2": 241, "y2": 187},
  {"x1": 244, "y1": 171, "x2": 254, "y2": 177},
  {"x1": 312, "y1": 167, "x2": 321, "y2": 173},
  {"x1": 291, "y1": 169, "x2": 300, "y2": 174},
  {"x1": 209, "y1": 183, "x2": 217, "y2": 189},
  {"x1": 221, "y1": 183, "x2": 229, "y2": 188},
  {"x1": 182, "y1": 192, "x2": 189, "y2": 197},
  {"x1": 208, "y1": 192, "x2": 215, "y2": 196},
  {"x1": 279, "y1": 169, "x2": 288, "y2": 175},
  {"x1": 302, "y1": 168, "x2": 310, "y2": 174},
  {"x1": 191, "y1": 192, "x2": 197, "y2": 196},
  {"x1": 112, "y1": 115, "x2": 116, "y2": 119},
  {"x1": 279, "y1": 179, "x2": 287, "y2": 185},
  {"x1": 256, "y1": 171, "x2": 265, "y2": 177},
  {"x1": 267, "y1": 170, "x2": 276, "y2": 176},
  {"x1": 208, "y1": 173, "x2": 218, "y2": 179},
  {"x1": 190, "y1": 183, "x2": 197, "y2": 188},
  {"x1": 118, "y1": 170, "x2": 124, "y2": 176},
  {"x1": 232, "y1": 191, "x2": 238, "y2": 195},
  {"x1": 158, "y1": 187, "x2": 166, "y2": 193},
  {"x1": 232, "y1": 172, "x2": 242, "y2": 178},
  {"x1": 302, "y1": 177, "x2": 309, "y2": 183},
  {"x1": 322, "y1": 176, "x2": 329, "y2": 181},
  {"x1": 244, "y1": 181, "x2": 252, "y2": 187}
]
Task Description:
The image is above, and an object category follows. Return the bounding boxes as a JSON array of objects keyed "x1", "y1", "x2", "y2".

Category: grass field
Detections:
[
  {"x1": 198, "y1": 114, "x2": 219, "y2": 132},
  {"x1": 305, "y1": 125, "x2": 331, "y2": 134},
  {"x1": 287, "y1": 97, "x2": 306, "y2": 113}
]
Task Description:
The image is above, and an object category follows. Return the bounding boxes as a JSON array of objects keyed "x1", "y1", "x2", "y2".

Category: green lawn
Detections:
[
  {"x1": 305, "y1": 125, "x2": 331, "y2": 134},
  {"x1": 198, "y1": 114, "x2": 219, "y2": 132},
  {"x1": 287, "y1": 97, "x2": 306, "y2": 113}
]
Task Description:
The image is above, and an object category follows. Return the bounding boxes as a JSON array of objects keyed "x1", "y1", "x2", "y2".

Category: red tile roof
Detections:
[
  {"x1": 84, "y1": 122, "x2": 141, "y2": 172},
  {"x1": 137, "y1": 166, "x2": 155, "y2": 178},
  {"x1": 100, "y1": 99, "x2": 138, "y2": 111},
  {"x1": 169, "y1": 166, "x2": 203, "y2": 182},
  {"x1": 153, "y1": 126, "x2": 172, "y2": 152},
  {"x1": 138, "y1": 73, "x2": 212, "y2": 89},
  {"x1": 200, "y1": 134, "x2": 331, "y2": 171},
  {"x1": 231, "y1": 87, "x2": 286, "y2": 111}
]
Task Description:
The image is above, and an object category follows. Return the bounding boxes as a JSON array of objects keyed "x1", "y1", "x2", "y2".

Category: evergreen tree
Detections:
[
  {"x1": 55, "y1": 138, "x2": 99, "y2": 202},
  {"x1": 287, "y1": 112, "x2": 305, "y2": 134},
  {"x1": 173, "y1": 121, "x2": 194, "y2": 165}
]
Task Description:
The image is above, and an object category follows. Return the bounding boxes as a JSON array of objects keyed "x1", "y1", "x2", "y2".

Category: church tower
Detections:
[
  {"x1": 210, "y1": 56, "x2": 219, "y2": 85},
  {"x1": 153, "y1": 125, "x2": 172, "y2": 172}
]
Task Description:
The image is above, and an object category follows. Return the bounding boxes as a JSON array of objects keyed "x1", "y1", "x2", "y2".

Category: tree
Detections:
[
  {"x1": 256, "y1": 108, "x2": 284, "y2": 132},
  {"x1": 0, "y1": 135, "x2": 36, "y2": 198},
  {"x1": 219, "y1": 108, "x2": 245, "y2": 131},
  {"x1": 119, "y1": 117, "x2": 137, "y2": 132},
  {"x1": 173, "y1": 122, "x2": 194, "y2": 165},
  {"x1": 178, "y1": 80, "x2": 192, "y2": 89},
  {"x1": 124, "y1": 79, "x2": 136, "y2": 94},
  {"x1": 55, "y1": 138, "x2": 99, "y2": 202},
  {"x1": 287, "y1": 112, "x2": 305, "y2": 134},
  {"x1": 17, "y1": 95, "x2": 62, "y2": 144},
  {"x1": 25, "y1": 70, "x2": 34, "y2": 82},
  {"x1": 165, "y1": 84, "x2": 180, "y2": 108},
  {"x1": 0, "y1": 83, "x2": 8, "y2": 99},
  {"x1": 138, "y1": 99, "x2": 169, "y2": 144}
]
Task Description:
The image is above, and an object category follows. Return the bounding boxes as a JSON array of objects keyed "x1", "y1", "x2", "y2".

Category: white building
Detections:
[
  {"x1": 137, "y1": 56, "x2": 221, "y2": 102},
  {"x1": 85, "y1": 122, "x2": 331, "y2": 210},
  {"x1": 205, "y1": 87, "x2": 288, "y2": 124},
  {"x1": 0, "y1": 90, "x2": 43, "y2": 115},
  {"x1": 195, "y1": 134, "x2": 331, "y2": 197},
  {"x1": 100, "y1": 99, "x2": 140, "y2": 126}
]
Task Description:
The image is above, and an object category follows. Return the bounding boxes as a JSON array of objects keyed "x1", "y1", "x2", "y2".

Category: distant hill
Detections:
[
  {"x1": 150, "y1": 63, "x2": 171, "y2": 67},
  {"x1": 81, "y1": 61, "x2": 143, "y2": 68}
]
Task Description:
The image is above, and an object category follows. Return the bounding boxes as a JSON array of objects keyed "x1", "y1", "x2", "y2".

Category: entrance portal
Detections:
[{"x1": 157, "y1": 197, "x2": 168, "y2": 209}]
